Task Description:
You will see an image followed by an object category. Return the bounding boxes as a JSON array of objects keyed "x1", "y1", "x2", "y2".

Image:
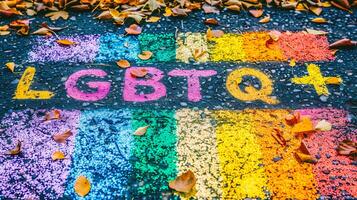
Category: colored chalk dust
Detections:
[
  {"x1": 250, "y1": 109, "x2": 318, "y2": 200},
  {"x1": 175, "y1": 109, "x2": 222, "y2": 199},
  {"x1": 298, "y1": 109, "x2": 356, "y2": 198},
  {"x1": 213, "y1": 111, "x2": 268, "y2": 199},
  {"x1": 176, "y1": 33, "x2": 209, "y2": 63},
  {"x1": 95, "y1": 34, "x2": 140, "y2": 62},
  {"x1": 0, "y1": 109, "x2": 80, "y2": 199},
  {"x1": 130, "y1": 110, "x2": 178, "y2": 198},
  {"x1": 28, "y1": 35, "x2": 100, "y2": 63},
  {"x1": 64, "y1": 109, "x2": 133, "y2": 199},
  {"x1": 138, "y1": 33, "x2": 176, "y2": 63},
  {"x1": 208, "y1": 33, "x2": 245, "y2": 62}
]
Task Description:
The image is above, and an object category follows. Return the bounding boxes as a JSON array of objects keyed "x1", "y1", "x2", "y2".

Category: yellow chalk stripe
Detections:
[
  {"x1": 226, "y1": 68, "x2": 279, "y2": 104},
  {"x1": 14, "y1": 67, "x2": 54, "y2": 99},
  {"x1": 175, "y1": 109, "x2": 222, "y2": 199},
  {"x1": 242, "y1": 32, "x2": 285, "y2": 62},
  {"x1": 291, "y1": 63, "x2": 342, "y2": 96},
  {"x1": 208, "y1": 34, "x2": 245, "y2": 62},
  {"x1": 176, "y1": 33, "x2": 209, "y2": 63},
  {"x1": 213, "y1": 110, "x2": 268, "y2": 199},
  {"x1": 248, "y1": 109, "x2": 318, "y2": 200}
]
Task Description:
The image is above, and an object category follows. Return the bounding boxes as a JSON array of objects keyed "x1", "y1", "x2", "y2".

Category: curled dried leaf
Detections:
[
  {"x1": 96, "y1": 10, "x2": 112, "y2": 20},
  {"x1": 227, "y1": 5, "x2": 241, "y2": 11},
  {"x1": 52, "y1": 151, "x2": 65, "y2": 160},
  {"x1": 45, "y1": 109, "x2": 61, "y2": 121},
  {"x1": 146, "y1": 16, "x2": 160, "y2": 23},
  {"x1": 5, "y1": 141, "x2": 21, "y2": 155},
  {"x1": 0, "y1": 25, "x2": 9, "y2": 31},
  {"x1": 285, "y1": 112, "x2": 300, "y2": 125},
  {"x1": 311, "y1": 17, "x2": 328, "y2": 23},
  {"x1": 204, "y1": 18, "x2": 219, "y2": 25},
  {"x1": 268, "y1": 30, "x2": 281, "y2": 41},
  {"x1": 337, "y1": 140, "x2": 356, "y2": 157},
  {"x1": 329, "y1": 38, "x2": 357, "y2": 49},
  {"x1": 130, "y1": 68, "x2": 148, "y2": 78},
  {"x1": 125, "y1": 24, "x2": 142, "y2": 35},
  {"x1": 45, "y1": 11, "x2": 69, "y2": 20},
  {"x1": 202, "y1": 4, "x2": 219, "y2": 14},
  {"x1": 295, "y1": 141, "x2": 317, "y2": 163},
  {"x1": 116, "y1": 59, "x2": 130, "y2": 68},
  {"x1": 259, "y1": 15, "x2": 270, "y2": 23},
  {"x1": 74, "y1": 176, "x2": 91, "y2": 197},
  {"x1": 305, "y1": 28, "x2": 328, "y2": 35},
  {"x1": 53, "y1": 130, "x2": 73, "y2": 143},
  {"x1": 32, "y1": 27, "x2": 52, "y2": 35},
  {"x1": 57, "y1": 39, "x2": 76, "y2": 46},
  {"x1": 5, "y1": 62, "x2": 15, "y2": 72},
  {"x1": 169, "y1": 170, "x2": 196, "y2": 193},
  {"x1": 309, "y1": 6, "x2": 322, "y2": 15},
  {"x1": 138, "y1": 51, "x2": 153, "y2": 60},
  {"x1": 134, "y1": 125, "x2": 149, "y2": 136},
  {"x1": 206, "y1": 28, "x2": 224, "y2": 39},
  {"x1": 163, "y1": 7, "x2": 172, "y2": 17},
  {"x1": 325, "y1": 77, "x2": 342, "y2": 84},
  {"x1": 289, "y1": 59, "x2": 296, "y2": 67},
  {"x1": 171, "y1": 7, "x2": 191, "y2": 16}
]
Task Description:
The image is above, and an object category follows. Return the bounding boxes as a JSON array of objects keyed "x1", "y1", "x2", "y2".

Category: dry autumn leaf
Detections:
[
  {"x1": 202, "y1": 4, "x2": 219, "y2": 14},
  {"x1": 52, "y1": 151, "x2": 65, "y2": 160},
  {"x1": 74, "y1": 176, "x2": 91, "y2": 197},
  {"x1": 259, "y1": 15, "x2": 270, "y2": 23},
  {"x1": 53, "y1": 130, "x2": 73, "y2": 143},
  {"x1": 163, "y1": 7, "x2": 172, "y2": 17},
  {"x1": 116, "y1": 59, "x2": 130, "y2": 68},
  {"x1": 204, "y1": 18, "x2": 219, "y2": 25},
  {"x1": 315, "y1": 119, "x2": 332, "y2": 131},
  {"x1": 57, "y1": 39, "x2": 76, "y2": 46},
  {"x1": 138, "y1": 51, "x2": 153, "y2": 60},
  {"x1": 5, "y1": 62, "x2": 15, "y2": 72},
  {"x1": 337, "y1": 140, "x2": 356, "y2": 157},
  {"x1": 206, "y1": 28, "x2": 224, "y2": 39},
  {"x1": 45, "y1": 11, "x2": 69, "y2": 20},
  {"x1": 169, "y1": 170, "x2": 196, "y2": 193},
  {"x1": 289, "y1": 59, "x2": 296, "y2": 67},
  {"x1": 285, "y1": 112, "x2": 300, "y2": 125},
  {"x1": 249, "y1": 9, "x2": 263, "y2": 17},
  {"x1": 295, "y1": 141, "x2": 317, "y2": 163},
  {"x1": 125, "y1": 24, "x2": 142, "y2": 35},
  {"x1": 193, "y1": 48, "x2": 207, "y2": 61},
  {"x1": 329, "y1": 38, "x2": 357, "y2": 48},
  {"x1": 5, "y1": 141, "x2": 21, "y2": 155},
  {"x1": 134, "y1": 125, "x2": 149, "y2": 136},
  {"x1": 45, "y1": 109, "x2": 61, "y2": 121},
  {"x1": 311, "y1": 17, "x2": 328, "y2": 23},
  {"x1": 146, "y1": 16, "x2": 160, "y2": 23},
  {"x1": 130, "y1": 68, "x2": 148, "y2": 78},
  {"x1": 305, "y1": 28, "x2": 328, "y2": 35}
]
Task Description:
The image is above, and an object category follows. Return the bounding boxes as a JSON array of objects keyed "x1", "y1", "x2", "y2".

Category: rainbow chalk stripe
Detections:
[
  {"x1": 28, "y1": 31, "x2": 334, "y2": 63},
  {"x1": 0, "y1": 108, "x2": 355, "y2": 199}
]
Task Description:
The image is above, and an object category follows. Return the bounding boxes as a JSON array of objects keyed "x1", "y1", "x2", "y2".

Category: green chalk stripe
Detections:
[
  {"x1": 130, "y1": 110, "x2": 178, "y2": 197},
  {"x1": 138, "y1": 33, "x2": 176, "y2": 63}
]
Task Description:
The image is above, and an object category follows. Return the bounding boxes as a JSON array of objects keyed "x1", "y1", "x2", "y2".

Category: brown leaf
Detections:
[
  {"x1": 57, "y1": 39, "x2": 76, "y2": 46},
  {"x1": 52, "y1": 151, "x2": 65, "y2": 160},
  {"x1": 116, "y1": 59, "x2": 130, "y2": 68},
  {"x1": 249, "y1": 9, "x2": 263, "y2": 18},
  {"x1": 130, "y1": 68, "x2": 148, "y2": 78},
  {"x1": 329, "y1": 38, "x2": 357, "y2": 48},
  {"x1": 171, "y1": 7, "x2": 191, "y2": 16},
  {"x1": 305, "y1": 28, "x2": 328, "y2": 35},
  {"x1": 96, "y1": 11, "x2": 112, "y2": 20},
  {"x1": 74, "y1": 176, "x2": 91, "y2": 197},
  {"x1": 163, "y1": 7, "x2": 172, "y2": 17},
  {"x1": 125, "y1": 24, "x2": 142, "y2": 35},
  {"x1": 0, "y1": 31, "x2": 10, "y2": 35},
  {"x1": 138, "y1": 51, "x2": 153, "y2": 60},
  {"x1": 285, "y1": 112, "x2": 300, "y2": 125},
  {"x1": 193, "y1": 48, "x2": 207, "y2": 61},
  {"x1": 169, "y1": 170, "x2": 196, "y2": 193},
  {"x1": 134, "y1": 125, "x2": 149, "y2": 136},
  {"x1": 204, "y1": 18, "x2": 219, "y2": 25},
  {"x1": 227, "y1": 5, "x2": 241, "y2": 12},
  {"x1": 202, "y1": 4, "x2": 219, "y2": 14},
  {"x1": 5, "y1": 141, "x2": 21, "y2": 155},
  {"x1": 206, "y1": 28, "x2": 224, "y2": 39},
  {"x1": 45, "y1": 109, "x2": 61, "y2": 121},
  {"x1": 0, "y1": 25, "x2": 9, "y2": 31},
  {"x1": 52, "y1": 130, "x2": 73, "y2": 143},
  {"x1": 32, "y1": 27, "x2": 52, "y2": 35},
  {"x1": 311, "y1": 17, "x2": 328, "y2": 23},
  {"x1": 337, "y1": 140, "x2": 356, "y2": 156},
  {"x1": 268, "y1": 30, "x2": 281, "y2": 41},
  {"x1": 309, "y1": 6, "x2": 322, "y2": 15},
  {"x1": 259, "y1": 15, "x2": 270, "y2": 23},
  {"x1": 146, "y1": 16, "x2": 160, "y2": 23},
  {"x1": 45, "y1": 11, "x2": 69, "y2": 20},
  {"x1": 5, "y1": 62, "x2": 15, "y2": 72}
]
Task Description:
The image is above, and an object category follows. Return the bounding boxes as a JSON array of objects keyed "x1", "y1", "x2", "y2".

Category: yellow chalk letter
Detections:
[
  {"x1": 226, "y1": 67, "x2": 279, "y2": 104},
  {"x1": 14, "y1": 67, "x2": 54, "y2": 99}
]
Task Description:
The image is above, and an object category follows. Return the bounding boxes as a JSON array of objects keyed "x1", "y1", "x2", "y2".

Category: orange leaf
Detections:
[
  {"x1": 292, "y1": 117, "x2": 315, "y2": 135},
  {"x1": 74, "y1": 176, "x2": 91, "y2": 197},
  {"x1": 309, "y1": 6, "x2": 322, "y2": 15},
  {"x1": 45, "y1": 109, "x2": 61, "y2": 121},
  {"x1": 206, "y1": 28, "x2": 224, "y2": 39},
  {"x1": 249, "y1": 9, "x2": 263, "y2": 18},
  {"x1": 130, "y1": 68, "x2": 148, "y2": 78},
  {"x1": 146, "y1": 16, "x2": 160, "y2": 23},
  {"x1": 268, "y1": 30, "x2": 281, "y2": 41},
  {"x1": 311, "y1": 17, "x2": 328, "y2": 23},
  {"x1": 137, "y1": 51, "x2": 153, "y2": 60},
  {"x1": 204, "y1": 18, "x2": 219, "y2": 25},
  {"x1": 5, "y1": 62, "x2": 15, "y2": 72},
  {"x1": 52, "y1": 151, "x2": 65, "y2": 160},
  {"x1": 125, "y1": 24, "x2": 142, "y2": 35},
  {"x1": 169, "y1": 170, "x2": 196, "y2": 193},
  {"x1": 337, "y1": 140, "x2": 356, "y2": 157},
  {"x1": 116, "y1": 59, "x2": 130, "y2": 68},
  {"x1": 45, "y1": 11, "x2": 69, "y2": 20},
  {"x1": 259, "y1": 15, "x2": 270, "y2": 23},
  {"x1": 0, "y1": 25, "x2": 9, "y2": 31},
  {"x1": 5, "y1": 141, "x2": 21, "y2": 155},
  {"x1": 57, "y1": 39, "x2": 76, "y2": 46},
  {"x1": 163, "y1": 7, "x2": 172, "y2": 17},
  {"x1": 329, "y1": 38, "x2": 357, "y2": 48},
  {"x1": 52, "y1": 130, "x2": 73, "y2": 143},
  {"x1": 134, "y1": 125, "x2": 149, "y2": 136}
]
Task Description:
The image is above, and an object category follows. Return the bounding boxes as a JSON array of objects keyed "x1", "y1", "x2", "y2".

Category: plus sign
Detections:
[{"x1": 291, "y1": 64, "x2": 343, "y2": 96}]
